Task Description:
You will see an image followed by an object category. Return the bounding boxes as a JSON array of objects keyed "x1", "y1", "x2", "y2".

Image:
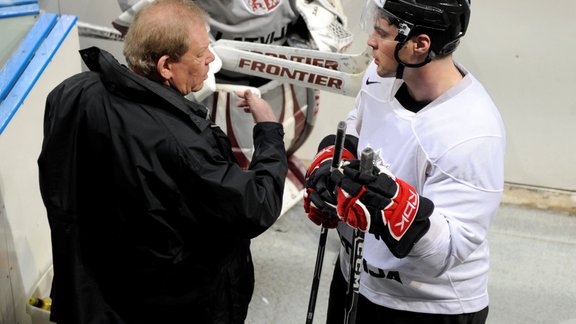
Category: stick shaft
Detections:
[
  {"x1": 344, "y1": 147, "x2": 374, "y2": 324},
  {"x1": 306, "y1": 122, "x2": 347, "y2": 324},
  {"x1": 306, "y1": 226, "x2": 328, "y2": 324},
  {"x1": 77, "y1": 22, "x2": 125, "y2": 41}
]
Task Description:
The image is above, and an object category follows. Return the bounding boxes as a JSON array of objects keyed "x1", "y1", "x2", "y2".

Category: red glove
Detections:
[
  {"x1": 304, "y1": 135, "x2": 357, "y2": 228},
  {"x1": 336, "y1": 160, "x2": 433, "y2": 258}
]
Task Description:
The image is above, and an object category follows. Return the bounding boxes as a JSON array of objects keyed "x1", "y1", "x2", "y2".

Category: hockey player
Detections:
[{"x1": 303, "y1": 0, "x2": 506, "y2": 322}]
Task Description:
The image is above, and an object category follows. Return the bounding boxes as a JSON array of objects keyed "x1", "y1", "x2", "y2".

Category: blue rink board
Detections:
[
  {"x1": 0, "y1": 0, "x2": 37, "y2": 6},
  {"x1": 0, "y1": 3, "x2": 38, "y2": 18},
  {"x1": 0, "y1": 13, "x2": 77, "y2": 134}
]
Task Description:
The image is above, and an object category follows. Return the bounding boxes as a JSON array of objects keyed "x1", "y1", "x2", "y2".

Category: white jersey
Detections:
[
  {"x1": 197, "y1": 0, "x2": 299, "y2": 45},
  {"x1": 339, "y1": 61, "x2": 506, "y2": 314}
]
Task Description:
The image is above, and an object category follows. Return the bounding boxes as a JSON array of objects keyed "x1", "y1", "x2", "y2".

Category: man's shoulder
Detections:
[{"x1": 50, "y1": 71, "x2": 101, "y2": 95}]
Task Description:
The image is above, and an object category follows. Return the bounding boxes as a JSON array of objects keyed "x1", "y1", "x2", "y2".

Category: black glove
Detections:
[
  {"x1": 303, "y1": 135, "x2": 358, "y2": 228},
  {"x1": 336, "y1": 160, "x2": 434, "y2": 258}
]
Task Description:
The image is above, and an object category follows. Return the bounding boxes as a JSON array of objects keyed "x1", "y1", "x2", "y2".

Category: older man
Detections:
[{"x1": 38, "y1": 1, "x2": 287, "y2": 323}]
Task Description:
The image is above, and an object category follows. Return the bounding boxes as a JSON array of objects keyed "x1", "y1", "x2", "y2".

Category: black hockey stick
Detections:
[
  {"x1": 343, "y1": 147, "x2": 374, "y2": 324},
  {"x1": 306, "y1": 121, "x2": 347, "y2": 324}
]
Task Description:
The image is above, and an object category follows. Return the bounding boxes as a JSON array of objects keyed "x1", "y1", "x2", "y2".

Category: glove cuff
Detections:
[{"x1": 379, "y1": 195, "x2": 433, "y2": 258}]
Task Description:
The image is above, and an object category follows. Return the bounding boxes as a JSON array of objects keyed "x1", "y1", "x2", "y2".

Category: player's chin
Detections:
[{"x1": 375, "y1": 65, "x2": 389, "y2": 76}]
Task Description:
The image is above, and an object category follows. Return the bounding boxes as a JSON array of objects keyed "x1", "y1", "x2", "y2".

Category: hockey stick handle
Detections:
[
  {"x1": 331, "y1": 121, "x2": 347, "y2": 171},
  {"x1": 306, "y1": 121, "x2": 347, "y2": 324},
  {"x1": 344, "y1": 147, "x2": 374, "y2": 324},
  {"x1": 359, "y1": 148, "x2": 375, "y2": 177}
]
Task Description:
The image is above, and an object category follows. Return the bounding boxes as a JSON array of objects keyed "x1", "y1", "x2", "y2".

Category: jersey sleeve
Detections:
[{"x1": 407, "y1": 133, "x2": 505, "y2": 277}]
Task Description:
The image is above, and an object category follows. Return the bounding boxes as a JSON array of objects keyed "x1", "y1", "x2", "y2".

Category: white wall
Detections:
[
  {"x1": 456, "y1": 0, "x2": 576, "y2": 191},
  {"x1": 297, "y1": 0, "x2": 576, "y2": 192}
]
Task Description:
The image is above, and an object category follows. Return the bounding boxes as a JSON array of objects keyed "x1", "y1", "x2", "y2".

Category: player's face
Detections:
[
  {"x1": 366, "y1": 17, "x2": 408, "y2": 78},
  {"x1": 168, "y1": 23, "x2": 215, "y2": 95}
]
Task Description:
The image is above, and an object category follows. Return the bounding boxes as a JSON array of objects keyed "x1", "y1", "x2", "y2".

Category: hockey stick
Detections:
[
  {"x1": 77, "y1": 21, "x2": 125, "y2": 42},
  {"x1": 343, "y1": 147, "x2": 374, "y2": 324},
  {"x1": 212, "y1": 39, "x2": 371, "y2": 75},
  {"x1": 306, "y1": 121, "x2": 347, "y2": 324},
  {"x1": 212, "y1": 43, "x2": 364, "y2": 97}
]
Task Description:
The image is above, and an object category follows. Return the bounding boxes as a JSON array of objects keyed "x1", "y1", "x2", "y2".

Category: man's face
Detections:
[
  {"x1": 366, "y1": 17, "x2": 408, "y2": 78},
  {"x1": 168, "y1": 22, "x2": 215, "y2": 95}
]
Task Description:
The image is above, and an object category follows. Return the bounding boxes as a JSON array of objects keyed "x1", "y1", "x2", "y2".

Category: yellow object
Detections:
[{"x1": 28, "y1": 297, "x2": 52, "y2": 311}]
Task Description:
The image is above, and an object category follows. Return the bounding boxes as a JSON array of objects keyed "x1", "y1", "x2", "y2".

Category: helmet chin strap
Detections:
[{"x1": 393, "y1": 42, "x2": 432, "y2": 79}]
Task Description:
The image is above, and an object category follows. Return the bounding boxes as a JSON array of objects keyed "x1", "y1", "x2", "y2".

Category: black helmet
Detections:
[{"x1": 363, "y1": 0, "x2": 470, "y2": 59}]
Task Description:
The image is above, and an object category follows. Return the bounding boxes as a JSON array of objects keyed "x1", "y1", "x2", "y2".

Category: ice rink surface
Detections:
[{"x1": 247, "y1": 202, "x2": 576, "y2": 324}]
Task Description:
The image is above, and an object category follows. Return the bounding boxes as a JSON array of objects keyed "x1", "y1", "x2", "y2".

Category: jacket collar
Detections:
[{"x1": 80, "y1": 47, "x2": 210, "y2": 131}]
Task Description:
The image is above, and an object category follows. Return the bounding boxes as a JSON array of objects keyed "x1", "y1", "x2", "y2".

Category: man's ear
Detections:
[
  {"x1": 412, "y1": 34, "x2": 431, "y2": 55},
  {"x1": 156, "y1": 54, "x2": 172, "y2": 80}
]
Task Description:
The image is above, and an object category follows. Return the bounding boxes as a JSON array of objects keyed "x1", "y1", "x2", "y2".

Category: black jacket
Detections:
[{"x1": 38, "y1": 47, "x2": 288, "y2": 324}]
